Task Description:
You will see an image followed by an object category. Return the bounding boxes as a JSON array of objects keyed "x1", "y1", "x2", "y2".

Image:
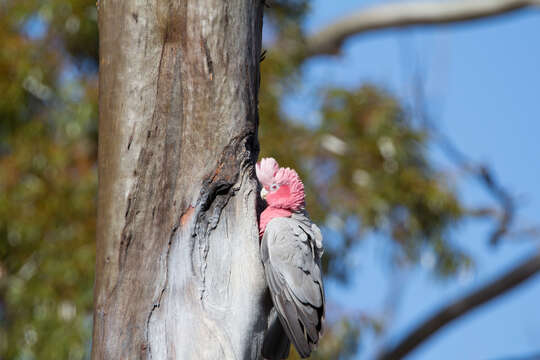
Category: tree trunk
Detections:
[{"x1": 92, "y1": 1, "x2": 266, "y2": 359}]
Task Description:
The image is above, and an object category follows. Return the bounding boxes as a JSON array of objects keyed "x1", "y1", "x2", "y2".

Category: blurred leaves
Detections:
[
  {"x1": 316, "y1": 87, "x2": 469, "y2": 277},
  {"x1": 0, "y1": 0, "x2": 97, "y2": 358}
]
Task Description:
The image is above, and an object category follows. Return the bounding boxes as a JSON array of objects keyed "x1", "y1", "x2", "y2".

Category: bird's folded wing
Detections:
[{"x1": 261, "y1": 216, "x2": 325, "y2": 358}]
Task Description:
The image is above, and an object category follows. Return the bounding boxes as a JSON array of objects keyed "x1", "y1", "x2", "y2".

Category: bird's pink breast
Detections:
[{"x1": 259, "y1": 207, "x2": 292, "y2": 238}]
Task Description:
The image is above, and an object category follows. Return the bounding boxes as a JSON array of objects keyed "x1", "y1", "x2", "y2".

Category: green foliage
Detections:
[
  {"x1": 0, "y1": 121, "x2": 96, "y2": 359},
  {"x1": 316, "y1": 87, "x2": 468, "y2": 277},
  {"x1": 0, "y1": 0, "x2": 472, "y2": 358},
  {"x1": 0, "y1": 0, "x2": 98, "y2": 358}
]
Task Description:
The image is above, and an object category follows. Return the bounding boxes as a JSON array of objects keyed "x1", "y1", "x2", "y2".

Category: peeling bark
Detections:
[{"x1": 92, "y1": 1, "x2": 266, "y2": 359}]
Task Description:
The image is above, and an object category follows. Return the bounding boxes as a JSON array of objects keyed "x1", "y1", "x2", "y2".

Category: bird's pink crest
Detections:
[
  {"x1": 269, "y1": 167, "x2": 305, "y2": 210},
  {"x1": 274, "y1": 167, "x2": 304, "y2": 194},
  {"x1": 256, "y1": 157, "x2": 279, "y2": 187}
]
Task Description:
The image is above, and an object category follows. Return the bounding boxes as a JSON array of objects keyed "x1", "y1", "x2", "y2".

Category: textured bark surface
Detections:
[{"x1": 92, "y1": 1, "x2": 266, "y2": 359}]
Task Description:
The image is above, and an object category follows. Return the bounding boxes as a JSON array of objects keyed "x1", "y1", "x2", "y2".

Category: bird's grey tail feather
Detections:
[{"x1": 262, "y1": 309, "x2": 291, "y2": 360}]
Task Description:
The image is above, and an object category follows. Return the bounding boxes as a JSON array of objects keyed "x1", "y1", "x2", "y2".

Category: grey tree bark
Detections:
[{"x1": 92, "y1": 1, "x2": 267, "y2": 359}]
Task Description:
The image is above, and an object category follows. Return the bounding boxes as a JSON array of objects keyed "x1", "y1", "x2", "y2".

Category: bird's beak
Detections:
[{"x1": 261, "y1": 188, "x2": 268, "y2": 200}]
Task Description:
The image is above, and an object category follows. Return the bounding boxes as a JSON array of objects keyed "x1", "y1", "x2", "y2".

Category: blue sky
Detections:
[{"x1": 284, "y1": 1, "x2": 540, "y2": 359}]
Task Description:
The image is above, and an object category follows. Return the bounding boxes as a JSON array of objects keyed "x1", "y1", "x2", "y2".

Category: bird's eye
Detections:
[{"x1": 270, "y1": 184, "x2": 279, "y2": 191}]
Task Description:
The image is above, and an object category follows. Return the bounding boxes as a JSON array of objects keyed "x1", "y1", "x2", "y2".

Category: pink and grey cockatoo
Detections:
[{"x1": 256, "y1": 157, "x2": 325, "y2": 359}]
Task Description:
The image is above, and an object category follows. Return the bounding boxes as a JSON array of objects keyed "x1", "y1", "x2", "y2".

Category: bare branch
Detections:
[
  {"x1": 429, "y1": 129, "x2": 516, "y2": 246},
  {"x1": 466, "y1": 206, "x2": 500, "y2": 218},
  {"x1": 306, "y1": 0, "x2": 540, "y2": 56},
  {"x1": 488, "y1": 351, "x2": 540, "y2": 360},
  {"x1": 377, "y1": 252, "x2": 540, "y2": 360},
  {"x1": 476, "y1": 165, "x2": 516, "y2": 245},
  {"x1": 506, "y1": 226, "x2": 540, "y2": 241}
]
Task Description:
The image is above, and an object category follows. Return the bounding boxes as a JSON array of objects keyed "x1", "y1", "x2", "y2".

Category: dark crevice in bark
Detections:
[
  {"x1": 125, "y1": 197, "x2": 132, "y2": 218},
  {"x1": 201, "y1": 37, "x2": 214, "y2": 81},
  {"x1": 145, "y1": 222, "x2": 179, "y2": 359},
  {"x1": 191, "y1": 132, "x2": 258, "y2": 301},
  {"x1": 127, "y1": 132, "x2": 134, "y2": 150},
  {"x1": 194, "y1": 132, "x2": 258, "y2": 235}
]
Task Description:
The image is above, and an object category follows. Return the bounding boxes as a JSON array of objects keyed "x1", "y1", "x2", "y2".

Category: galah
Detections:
[{"x1": 256, "y1": 157, "x2": 325, "y2": 359}]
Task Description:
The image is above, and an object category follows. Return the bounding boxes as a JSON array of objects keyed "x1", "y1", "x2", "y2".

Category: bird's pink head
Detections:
[
  {"x1": 260, "y1": 165, "x2": 305, "y2": 211},
  {"x1": 256, "y1": 158, "x2": 305, "y2": 236}
]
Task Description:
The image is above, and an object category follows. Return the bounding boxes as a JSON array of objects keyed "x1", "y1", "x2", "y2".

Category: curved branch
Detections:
[
  {"x1": 377, "y1": 252, "x2": 540, "y2": 360},
  {"x1": 488, "y1": 352, "x2": 540, "y2": 360},
  {"x1": 306, "y1": 0, "x2": 540, "y2": 56}
]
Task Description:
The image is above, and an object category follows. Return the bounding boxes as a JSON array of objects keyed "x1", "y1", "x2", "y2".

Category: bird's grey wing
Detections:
[
  {"x1": 261, "y1": 217, "x2": 325, "y2": 358},
  {"x1": 291, "y1": 211, "x2": 324, "y2": 260}
]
